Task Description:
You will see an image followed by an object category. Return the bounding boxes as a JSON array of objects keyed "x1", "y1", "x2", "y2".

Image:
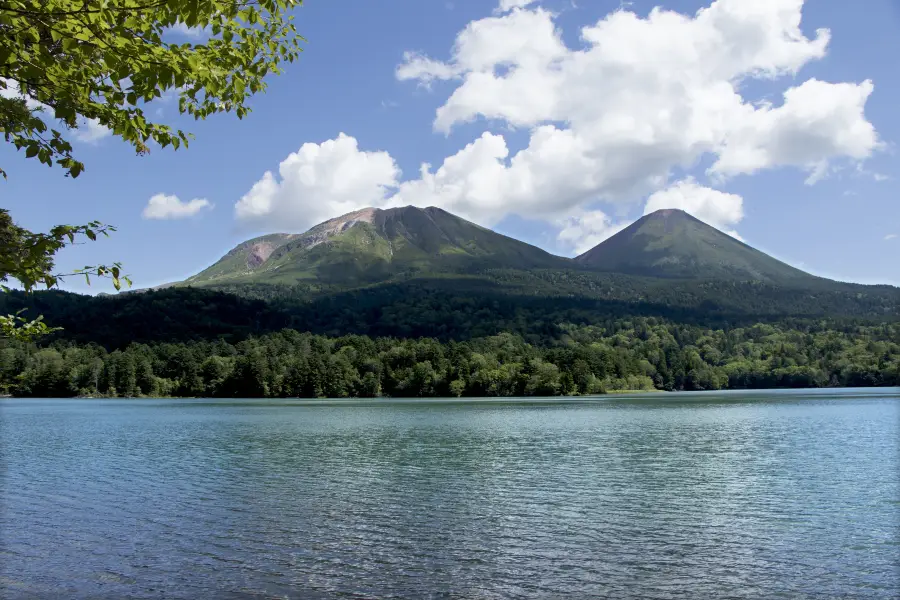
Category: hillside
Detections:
[
  {"x1": 576, "y1": 209, "x2": 816, "y2": 283},
  {"x1": 14, "y1": 205, "x2": 895, "y2": 349},
  {"x1": 184, "y1": 206, "x2": 569, "y2": 287},
  {"x1": 182, "y1": 206, "x2": 858, "y2": 293},
  {"x1": 4, "y1": 270, "x2": 898, "y2": 349}
]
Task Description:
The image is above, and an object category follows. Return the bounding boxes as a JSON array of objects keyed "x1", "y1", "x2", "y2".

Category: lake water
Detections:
[{"x1": 1, "y1": 389, "x2": 898, "y2": 599}]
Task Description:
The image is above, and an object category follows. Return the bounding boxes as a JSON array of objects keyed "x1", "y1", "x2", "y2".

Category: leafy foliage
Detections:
[
  {"x1": 0, "y1": 0, "x2": 303, "y2": 178},
  {"x1": 2, "y1": 277, "x2": 897, "y2": 396},
  {"x1": 0, "y1": 209, "x2": 132, "y2": 340},
  {"x1": 0, "y1": 0, "x2": 303, "y2": 340},
  {"x1": 1, "y1": 272, "x2": 898, "y2": 349},
  {"x1": 0, "y1": 287, "x2": 290, "y2": 346},
  {"x1": 0, "y1": 209, "x2": 129, "y2": 292},
  {"x1": 3, "y1": 320, "x2": 898, "y2": 398},
  {"x1": 0, "y1": 309, "x2": 60, "y2": 341}
]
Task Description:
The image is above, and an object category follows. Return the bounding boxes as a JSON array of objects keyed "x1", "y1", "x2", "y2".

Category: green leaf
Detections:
[{"x1": 0, "y1": 0, "x2": 302, "y2": 293}]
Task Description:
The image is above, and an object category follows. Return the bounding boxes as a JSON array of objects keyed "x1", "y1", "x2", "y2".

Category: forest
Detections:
[
  {"x1": 2, "y1": 275, "x2": 899, "y2": 348},
  {"x1": 4, "y1": 318, "x2": 898, "y2": 398}
]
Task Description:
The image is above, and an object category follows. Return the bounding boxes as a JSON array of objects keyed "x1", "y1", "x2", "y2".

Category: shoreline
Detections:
[{"x1": 2, "y1": 386, "x2": 897, "y2": 401}]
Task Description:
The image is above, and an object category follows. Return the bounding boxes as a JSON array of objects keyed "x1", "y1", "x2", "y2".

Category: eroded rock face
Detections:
[
  {"x1": 242, "y1": 209, "x2": 381, "y2": 270},
  {"x1": 242, "y1": 233, "x2": 299, "y2": 270},
  {"x1": 300, "y1": 208, "x2": 378, "y2": 251},
  {"x1": 247, "y1": 242, "x2": 277, "y2": 269}
]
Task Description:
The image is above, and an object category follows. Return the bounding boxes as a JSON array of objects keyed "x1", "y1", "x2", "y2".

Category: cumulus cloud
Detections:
[
  {"x1": 886, "y1": 234, "x2": 898, "y2": 241},
  {"x1": 240, "y1": 0, "x2": 881, "y2": 252},
  {"x1": 397, "y1": 0, "x2": 878, "y2": 191},
  {"x1": 168, "y1": 22, "x2": 211, "y2": 38},
  {"x1": 392, "y1": 127, "x2": 613, "y2": 225},
  {"x1": 72, "y1": 117, "x2": 111, "y2": 143},
  {"x1": 143, "y1": 194, "x2": 213, "y2": 220},
  {"x1": 496, "y1": 0, "x2": 539, "y2": 14},
  {"x1": 644, "y1": 178, "x2": 744, "y2": 239},
  {"x1": 709, "y1": 79, "x2": 878, "y2": 183},
  {"x1": 395, "y1": 52, "x2": 459, "y2": 86},
  {"x1": 234, "y1": 133, "x2": 400, "y2": 231}
]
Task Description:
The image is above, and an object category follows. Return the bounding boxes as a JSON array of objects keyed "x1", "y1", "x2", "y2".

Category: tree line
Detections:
[
  {"x1": 3, "y1": 319, "x2": 898, "y2": 398},
  {"x1": 2, "y1": 279, "x2": 899, "y2": 350}
]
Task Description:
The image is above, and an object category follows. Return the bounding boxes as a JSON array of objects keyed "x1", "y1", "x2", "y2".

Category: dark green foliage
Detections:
[
  {"x1": 1, "y1": 269, "x2": 898, "y2": 350},
  {"x1": 3, "y1": 321, "x2": 898, "y2": 398},
  {"x1": 2, "y1": 204, "x2": 897, "y2": 397},
  {"x1": 0, "y1": 288, "x2": 291, "y2": 347}
]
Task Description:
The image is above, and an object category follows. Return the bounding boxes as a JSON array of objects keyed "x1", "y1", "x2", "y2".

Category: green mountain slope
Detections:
[
  {"x1": 183, "y1": 232, "x2": 301, "y2": 285},
  {"x1": 6, "y1": 207, "x2": 896, "y2": 351},
  {"x1": 183, "y1": 206, "x2": 569, "y2": 286},
  {"x1": 576, "y1": 209, "x2": 815, "y2": 283}
]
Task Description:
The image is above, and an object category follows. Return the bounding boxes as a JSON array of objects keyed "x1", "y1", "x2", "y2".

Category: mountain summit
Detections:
[
  {"x1": 185, "y1": 206, "x2": 567, "y2": 286},
  {"x1": 575, "y1": 209, "x2": 814, "y2": 283},
  {"x1": 182, "y1": 205, "x2": 833, "y2": 290}
]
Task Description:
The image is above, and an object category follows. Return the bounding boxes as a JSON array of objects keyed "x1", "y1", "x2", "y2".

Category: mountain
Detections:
[
  {"x1": 7, "y1": 206, "x2": 898, "y2": 349},
  {"x1": 151, "y1": 204, "x2": 899, "y2": 329},
  {"x1": 575, "y1": 209, "x2": 816, "y2": 283},
  {"x1": 183, "y1": 206, "x2": 569, "y2": 287}
]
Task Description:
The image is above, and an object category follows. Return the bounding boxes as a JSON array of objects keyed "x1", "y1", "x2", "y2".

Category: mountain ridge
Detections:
[
  {"x1": 153, "y1": 205, "x2": 894, "y2": 294},
  {"x1": 576, "y1": 209, "x2": 817, "y2": 284},
  {"x1": 183, "y1": 205, "x2": 571, "y2": 287},
  {"x1": 17, "y1": 204, "x2": 900, "y2": 349}
]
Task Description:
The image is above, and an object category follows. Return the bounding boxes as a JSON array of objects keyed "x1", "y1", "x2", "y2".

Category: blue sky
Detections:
[{"x1": 1, "y1": 0, "x2": 898, "y2": 292}]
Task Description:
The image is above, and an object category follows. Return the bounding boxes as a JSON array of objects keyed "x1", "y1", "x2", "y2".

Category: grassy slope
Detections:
[
  {"x1": 173, "y1": 207, "x2": 896, "y2": 322},
  {"x1": 576, "y1": 209, "x2": 815, "y2": 283},
  {"x1": 184, "y1": 206, "x2": 571, "y2": 288},
  {"x1": 184, "y1": 233, "x2": 298, "y2": 286}
]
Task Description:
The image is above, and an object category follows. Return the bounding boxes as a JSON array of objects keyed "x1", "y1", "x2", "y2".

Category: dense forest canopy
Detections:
[
  {"x1": 1, "y1": 280, "x2": 897, "y2": 397},
  {"x1": 4, "y1": 320, "x2": 898, "y2": 398},
  {"x1": 2, "y1": 205, "x2": 897, "y2": 398},
  {"x1": 1, "y1": 271, "x2": 898, "y2": 345}
]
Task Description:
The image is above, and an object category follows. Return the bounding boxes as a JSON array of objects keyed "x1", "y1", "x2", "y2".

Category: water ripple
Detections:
[{"x1": 1, "y1": 392, "x2": 898, "y2": 599}]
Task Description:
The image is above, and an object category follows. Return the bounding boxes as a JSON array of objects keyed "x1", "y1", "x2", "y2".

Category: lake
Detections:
[{"x1": 1, "y1": 389, "x2": 898, "y2": 599}]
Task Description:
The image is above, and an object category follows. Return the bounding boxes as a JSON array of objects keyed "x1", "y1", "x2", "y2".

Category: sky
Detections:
[{"x1": 1, "y1": 0, "x2": 899, "y2": 292}]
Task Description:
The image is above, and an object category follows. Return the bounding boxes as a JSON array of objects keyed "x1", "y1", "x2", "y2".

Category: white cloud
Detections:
[
  {"x1": 557, "y1": 210, "x2": 630, "y2": 254},
  {"x1": 168, "y1": 22, "x2": 210, "y2": 38},
  {"x1": 143, "y1": 193, "x2": 213, "y2": 220},
  {"x1": 853, "y1": 163, "x2": 891, "y2": 182},
  {"x1": 72, "y1": 117, "x2": 111, "y2": 143},
  {"x1": 709, "y1": 79, "x2": 878, "y2": 182},
  {"x1": 496, "y1": 0, "x2": 538, "y2": 14},
  {"x1": 240, "y1": 0, "x2": 881, "y2": 253},
  {"x1": 644, "y1": 178, "x2": 744, "y2": 239},
  {"x1": 394, "y1": 0, "x2": 878, "y2": 208},
  {"x1": 393, "y1": 127, "x2": 612, "y2": 225},
  {"x1": 886, "y1": 234, "x2": 898, "y2": 241},
  {"x1": 234, "y1": 133, "x2": 400, "y2": 231},
  {"x1": 396, "y1": 52, "x2": 459, "y2": 86}
]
